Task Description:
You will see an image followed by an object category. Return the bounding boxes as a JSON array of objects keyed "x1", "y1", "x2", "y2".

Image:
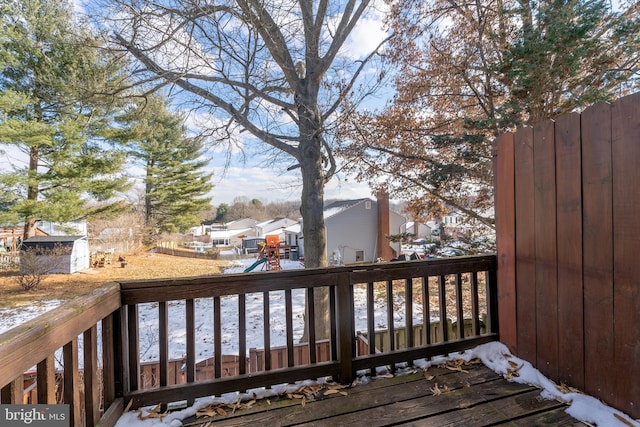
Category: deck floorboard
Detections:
[{"x1": 181, "y1": 363, "x2": 586, "y2": 427}]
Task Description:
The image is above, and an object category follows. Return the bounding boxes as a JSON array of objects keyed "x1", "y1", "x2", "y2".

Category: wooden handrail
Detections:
[
  {"x1": 0, "y1": 282, "x2": 121, "y2": 383},
  {"x1": 0, "y1": 282, "x2": 121, "y2": 427}
]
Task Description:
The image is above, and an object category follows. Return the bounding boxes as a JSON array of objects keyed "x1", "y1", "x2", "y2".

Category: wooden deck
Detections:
[{"x1": 180, "y1": 361, "x2": 586, "y2": 427}]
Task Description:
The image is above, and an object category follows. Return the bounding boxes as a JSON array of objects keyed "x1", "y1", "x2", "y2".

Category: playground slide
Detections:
[{"x1": 244, "y1": 257, "x2": 267, "y2": 272}]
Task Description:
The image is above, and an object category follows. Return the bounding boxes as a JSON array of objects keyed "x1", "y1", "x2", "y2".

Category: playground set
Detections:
[{"x1": 243, "y1": 235, "x2": 282, "y2": 272}]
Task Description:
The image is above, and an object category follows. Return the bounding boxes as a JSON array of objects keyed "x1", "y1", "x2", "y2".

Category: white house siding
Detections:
[{"x1": 325, "y1": 201, "x2": 378, "y2": 264}]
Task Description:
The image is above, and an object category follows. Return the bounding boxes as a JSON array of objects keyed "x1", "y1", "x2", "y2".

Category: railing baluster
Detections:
[
  {"x1": 159, "y1": 301, "x2": 168, "y2": 387},
  {"x1": 63, "y1": 338, "x2": 81, "y2": 426},
  {"x1": 36, "y1": 354, "x2": 56, "y2": 404},
  {"x1": 285, "y1": 289, "x2": 294, "y2": 367},
  {"x1": 438, "y1": 275, "x2": 448, "y2": 342},
  {"x1": 329, "y1": 284, "x2": 338, "y2": 361},
  {"x1": 238, "y1": 294, "x2": 247, "y2": 375},
  {"x1": 263, "y1": 291, "x2": 271, "y2": 371},
  {"x1": 306, "y1": 287, "x2": 317, "y2": 364},
  {"x1": 422, "y1": 276, "x2": 431, "y2": 346},
  {"x1": 366, "y1": 282, "x2": 375, "y2": 357},
  {"x1": 213, "y1": 296, "x2": 222, "y2": 379},
  {"x1": 186, "y1": 299, "x2": 195, "y2": 384},
  {"x1": 102, "y1": 313, "x2": 116, "y2": 407},
  {"x1": 487, "y1": 269, "x2": 499, "y2": 335},
  {"x1": 1, "y1": 377, "x2": 23, "y2": 404},
  {"x1": 84, "y1": 325, "x2": 100, "y2": 427},
  {"x1": 386, "y1": 280, "x2": 395, "y2": 356},
  {"x1": 456, "y1": 273, "x2": 464, "y2": 339},
  {"x1": 127, "y1": 304, "x2": 139, "y2": 392},
  {"x1": 406, "y1": 278, "x2": 414, "y2": 349},
  {"x1": 470, "y1": 272, "x2": 480, "y2": 336}
]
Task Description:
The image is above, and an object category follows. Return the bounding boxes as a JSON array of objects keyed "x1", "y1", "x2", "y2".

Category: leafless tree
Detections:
[
  {"x1": 94, "y1": 0, "x2": 390, "y2": 270},
  {"x1": 17, "y1": 244, "x2": 68, "y2": 291}
]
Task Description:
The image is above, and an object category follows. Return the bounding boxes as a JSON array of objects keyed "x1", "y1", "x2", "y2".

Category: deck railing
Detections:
[{"x1": 0, "y1": 255, "x2": 498, "y2": 427}]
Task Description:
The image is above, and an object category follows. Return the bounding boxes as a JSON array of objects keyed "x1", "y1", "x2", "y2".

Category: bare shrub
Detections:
[{"x1": 17, "y1": 244, "x2": 68, "y2": 291}]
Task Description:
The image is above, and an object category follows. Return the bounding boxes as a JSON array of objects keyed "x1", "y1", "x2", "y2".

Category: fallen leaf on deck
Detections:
[
  {"x1": 430, "y1": 383, "x2": 442, "y2": 396},
  {"x1": 444, "y1": 360, "x2": 469, "y2": 373},
  {"x1": 613, "y1": 413, "x2": 636, "y2": 427}
]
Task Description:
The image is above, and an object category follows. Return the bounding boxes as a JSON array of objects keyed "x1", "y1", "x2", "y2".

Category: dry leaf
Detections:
[
  {"x1": 324, "y1": 389, "x2": 341, "y2": 395},
  {"x1": 339, "y1": 391, "x2": 348, "y2": 396},
  {"x1": 301, "y1": 396, "x2": 307, "y2": 407},
  {"x1": 124, "y1": 399, "x2": 133, "y2": 413},
  {"x1": 430, "y1": 383, "x2": 442, "y2": 396},
  {"x1": 196, "y1": 408, "x2": 218, "y2": 418},
  {"x1": 444, "y1": 360, "x2": 469, "y2": 373},
  {"x1": 613, "y1": 413, "x2": 636, "y2": 427}
]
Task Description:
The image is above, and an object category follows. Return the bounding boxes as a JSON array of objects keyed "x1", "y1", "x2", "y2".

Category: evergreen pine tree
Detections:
[
  {"x1": 0, "y1": 0, "x2": 130, "y2": 239},
  {"x1": 114, "y1": 95, "x2": 213, "y2": 234}
]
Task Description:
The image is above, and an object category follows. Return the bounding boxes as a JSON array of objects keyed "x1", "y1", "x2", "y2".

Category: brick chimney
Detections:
[{"x1": 376, "y1": 189, "x2": 396, "y2": 261}]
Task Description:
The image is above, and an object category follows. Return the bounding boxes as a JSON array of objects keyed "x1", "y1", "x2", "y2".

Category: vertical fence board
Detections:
[
  {"x1": 554, "y1": 112, "x2": 584, "y2": 389},
  {"x1": 533, "y1": 119, "x2": 558, "y2": 380},
  {"x1": 581, "y1": 101, "x2": 615, "y2": 404},
  {"x1": 494, "y1": 133, "x2": 517, "y2": 352},
  {"x1": 513, "y1": 127, "x2": 536, "y2": 363},
  {"x1": 611, "y1": 92, "x2": 640, "y2": 416}
]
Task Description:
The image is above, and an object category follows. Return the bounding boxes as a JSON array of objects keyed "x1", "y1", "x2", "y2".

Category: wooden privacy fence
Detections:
[{"x1": 494, "y1": 91, "x2": 640, "y2": 418}]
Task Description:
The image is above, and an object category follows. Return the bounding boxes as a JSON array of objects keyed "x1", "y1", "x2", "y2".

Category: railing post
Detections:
[{"x1": 335, "y1": 271, "x2": 354, "y2": 384}]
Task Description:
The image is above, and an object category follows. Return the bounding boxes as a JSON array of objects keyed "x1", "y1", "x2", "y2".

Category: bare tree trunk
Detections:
[
  {"x1": 23, "y1": 146, "x2": 40, "y2": 241},
  {"x1": 296, "y1": 77, "x2": 331, "y2": 339}
]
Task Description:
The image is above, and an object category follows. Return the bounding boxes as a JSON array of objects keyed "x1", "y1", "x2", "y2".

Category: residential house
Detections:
[
  {"x1": 320, "y1": 195, "x2": 406, "y2": 265},
  {"x1": 400, "y1": 221, "x2": 433, "y2": 241}
]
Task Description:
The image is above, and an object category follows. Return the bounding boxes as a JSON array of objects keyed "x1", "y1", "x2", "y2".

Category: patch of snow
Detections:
[
  {"x1": 0, "y1": 300, "x2": 62, "y2": 334},
  {"x1": 115, "y1": 341, "x2": 640, "y2": 427}
]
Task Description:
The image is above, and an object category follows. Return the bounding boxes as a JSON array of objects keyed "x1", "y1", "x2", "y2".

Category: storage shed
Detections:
[{"x1": 20, "y1": 235, "x2": 90, "y2": 274}]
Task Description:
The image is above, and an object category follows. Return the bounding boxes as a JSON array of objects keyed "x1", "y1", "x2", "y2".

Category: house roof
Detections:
[
  {"x1": 323, "y1": 198, "x2": 370, "y2": 219},
  {"x1": 209, "y1": 228, "x2": 253, "y2": 239},
  {"x1": 23, "y1": 235, "x2": 86, "y2": 243}
]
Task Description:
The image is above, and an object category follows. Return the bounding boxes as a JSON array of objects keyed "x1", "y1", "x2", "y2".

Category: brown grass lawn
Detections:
[{"x1": 0, "y1": 251, "x2": 231, "y2": 311}]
